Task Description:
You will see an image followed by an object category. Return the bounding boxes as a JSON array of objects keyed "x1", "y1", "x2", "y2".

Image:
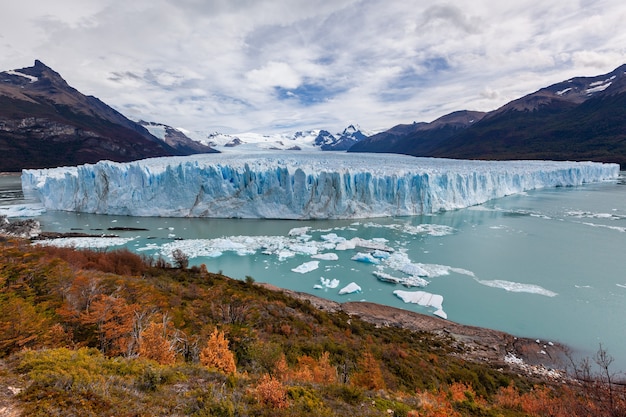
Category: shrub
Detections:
[
  {"x1": 199, "y1": 328, "x2": 237, "y2": 375},
  {"x1": 254, "y1": 374, "x2": 289, "y2": 409}
]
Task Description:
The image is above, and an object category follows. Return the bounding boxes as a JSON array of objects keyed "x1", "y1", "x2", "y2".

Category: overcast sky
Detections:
[{"x1": 2, "y1": 0, "x2": 626, "y2": 134}]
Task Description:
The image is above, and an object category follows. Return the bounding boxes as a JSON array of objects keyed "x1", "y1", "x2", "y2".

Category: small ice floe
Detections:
[
  {"x1": 373, "y1": 271, "x2": 428, "y2": 287},
  {"x1": 476, "y1": 279, "x2": 557, "y2": 297},
  {"x1": 288, "y1": 243, "x2": 318, "y2": 255},
  {"x1": 277, "y1": 250, "x2": 295, "y2": 261},
  {"x1": 319, "y1": 277, "x2": 340, "y2": 289},
  {"x1": 288, "y1": 226, "x2": 311, "y2": 236},
  {"x1": 291, "y1": 261, "x2": 319, "y2": 274},
  {"x1": 320, "y1": 233, "x2": 345, "y2": 244},
  {"x1": 393, "y1": 290, "x2": 446, "y2": 319},
  {"x1": 311, "y1": 253, "x2": 339, "y2": 261},
  {"x1": 338, "y1": 282, "x2": 362, "y2": 295},
  {"x1": 351, "y1": 252, "x2": 380, "y2": 264},
  {"x1": 371, "y1": 250, "x2": 390, "y2": 259}
]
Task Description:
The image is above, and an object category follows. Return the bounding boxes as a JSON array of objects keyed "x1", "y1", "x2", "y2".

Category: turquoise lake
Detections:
[{"x1": 2, "y1": 172, "x2": 625, "y2": 370}]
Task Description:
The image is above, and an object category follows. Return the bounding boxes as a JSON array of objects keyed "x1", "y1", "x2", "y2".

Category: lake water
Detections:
[{"x1": 2, "y1": 172, "x2": 625, "y2": 370}]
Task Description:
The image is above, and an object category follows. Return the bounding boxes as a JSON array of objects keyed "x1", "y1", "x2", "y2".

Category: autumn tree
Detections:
[
  {"x1": 139, "y1": 320, "x2": 176, "y2": 365},
  {"x1": 199, "y1": 328, "x2": 236, "y2": 374},
  {"x1": 351, "y1": 351, "x2": 385, "y2": 390}
]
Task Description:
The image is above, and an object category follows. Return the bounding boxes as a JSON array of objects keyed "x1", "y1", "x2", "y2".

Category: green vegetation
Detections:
[{"x1": 0, "y1": 238, "x2": 624, "y2": 416}]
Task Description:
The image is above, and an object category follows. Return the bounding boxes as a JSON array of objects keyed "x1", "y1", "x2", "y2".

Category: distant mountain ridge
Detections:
[
  {"x1": 0, "y1": 60, "x2": 215, "y2": 171},
  {"x1": 314, "y1": 124, "x2": 368, "y2": 150},
  {"x1": 350, "y1": 64, "x2": 626, "y2": 168}
]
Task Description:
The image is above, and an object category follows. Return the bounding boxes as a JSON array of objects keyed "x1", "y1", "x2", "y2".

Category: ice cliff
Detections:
[{"x1": 21, "y1": 153, "x2": 620, "y2": 219}]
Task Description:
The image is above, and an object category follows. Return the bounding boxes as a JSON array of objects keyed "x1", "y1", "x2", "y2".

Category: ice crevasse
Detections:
[{"x1": 21, "y1": 152, "x2": 620, "y2": 219}]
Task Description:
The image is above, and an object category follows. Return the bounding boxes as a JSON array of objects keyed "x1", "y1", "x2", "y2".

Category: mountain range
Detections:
[
  {"x1": 2, "y1": 60, "x2": 625, "y2": 171},
  {"x1": 0, "y1": 60, "x2": 215, "y2": 172},
  {"x1": 350, "y1": 64, "x2": 626, "y2": 168}
]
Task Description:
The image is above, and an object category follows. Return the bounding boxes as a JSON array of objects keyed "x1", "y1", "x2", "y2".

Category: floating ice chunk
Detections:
[
  {"x1": 364, "y1": 222, "x2": 455, "y2": 237},
  {"x1": 320, "y1": 233, "x2": 345, "y2": 243},
  {"x1": 33, "y1": 237, "x2": 134, "y2": 249},
  {"x1": 393, "y1": 290, "x2": 446, "y2": 319},
  {"x1": 339, "y1": 282, "x2": 362, "y2": 295},
  {"x1": 277, "y1": 250, "x2": 295, "y2": 261},
  {"x1": 371, "y1": 250, "x2": 390, "y2": 259},
  {"x1": 335, "y1": 240, "x2": 356, "y2": 250},
  {"x1": 352, "y1": 237, "x2": 394, "y2": 252},
  {"x1": 313, "y1": 284, "x2": 324, "y2": 289},
  {"x1": 288, "y1": 243, "x2": 318, "y2": 255},
  {"x1": 373, "y1": 271, "x2": 429, "y2": 287},
  {"x1": 476, "y1": 279, "x2": 557, "y2": 297},
  {"x1": 291, "y1": 261, "x2": 319, "y2": 274},
  {"x1": 398, "y1": 263, "x2": 429, "y2": 277},
  {"x1": 288, "y1": 226, "x2": 311, "y2": 236},
  {"x1": 311, "y1": 253, "x2": 339, "y2": 261},
  {"x1": 320, "y1": 277, "x2": 340, "y2": 288},
  {"x1": 351, "y1": 252, "x2": 380, "y2": 264}
]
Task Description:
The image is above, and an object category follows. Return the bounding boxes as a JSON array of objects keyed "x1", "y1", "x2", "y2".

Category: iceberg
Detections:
[
  {"x1": 393, "y1": 290, "x2": 447, "y2": 319},
  {"x1": 351, "y1": 252, "x2": 380, "y2": 264},
  {"x1": 338, "y1": 282, "x2": 362, "y2": 295},
  {"x1": 21, "y1": 152, "x2": 619, "y2": 219},
  {"x1": 291, "y1": 261, "x2": 319, "y2": 274}
]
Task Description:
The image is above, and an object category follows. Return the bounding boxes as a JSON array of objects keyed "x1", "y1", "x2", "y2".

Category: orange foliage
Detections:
[
  {"x1": 82, "y1": 294, "x2": 139, "y2": 356},
  {"x1": 416, "y1": 388, "x2": 461, "y2": 417},
  {"x1": 278, "y1": 351, "x2": 338, "y2": 384},
  {"x1": 494, "y1": 383, "x2": 521, "y2": 410},
  {"x1": 273, "y1": 353, "x2": 289, "y2": 382},
  {"x1": 199, "y1": 328, "x2": 236, "y2": 374},
  {"x1": 351, "y1": 351, "x2": 385, "y2": 390},
  {"x1": 139, "y1": 321, "x2": 176, "y2": 365},
  {"x1": 495, "y1": 383, "x2": 603, "y2": 417},
  {"x1": 254, "y1": 374, "x2": 288, "y2": 409}
]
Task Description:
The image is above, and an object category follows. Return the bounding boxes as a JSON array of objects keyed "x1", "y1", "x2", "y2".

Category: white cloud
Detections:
[{"x1": 1, "y1": 0, "x2": 626, "y2": 133}]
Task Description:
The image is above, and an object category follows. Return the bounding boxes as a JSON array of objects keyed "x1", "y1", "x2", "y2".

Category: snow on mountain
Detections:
[
  {"x1": 22, "y1": 153, "x2": 619, "y2": 220},
  {"x1": 176, "y1": 125, "x2": 369, "y2": 152},
  {"x1": 137, "y1": 121, "x2": 217, "y2": 154}
]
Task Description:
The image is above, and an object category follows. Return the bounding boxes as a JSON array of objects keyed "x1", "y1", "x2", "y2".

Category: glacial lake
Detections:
[{"x1": 2, "y1": 172, "x2": 625, "y2": 371}]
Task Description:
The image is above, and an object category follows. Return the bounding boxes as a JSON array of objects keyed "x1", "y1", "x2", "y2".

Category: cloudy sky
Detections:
[{"x1": 2, "y1": 0, "x2": 626, "y2": 134}]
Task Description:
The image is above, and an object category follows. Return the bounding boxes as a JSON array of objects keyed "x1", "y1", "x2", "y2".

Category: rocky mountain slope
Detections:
[
  {"x1": 350, "y1": 64, "x2": 626, "y2": 167},
  {"x1": 0, "y1": 61, "x2": 214, "y2": 171},
  {"x1": 138, "y1": 120, "x2": 217, "y2": 155}
]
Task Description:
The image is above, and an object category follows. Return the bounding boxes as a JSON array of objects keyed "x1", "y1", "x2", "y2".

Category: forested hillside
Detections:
[{"x1": 0, "y1": 238, "x2": 623, "y2": 416}]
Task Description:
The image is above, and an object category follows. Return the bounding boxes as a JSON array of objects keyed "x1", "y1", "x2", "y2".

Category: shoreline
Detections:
[{"x1": 258, "y1": 283, "x2": 570, "y2": 381}]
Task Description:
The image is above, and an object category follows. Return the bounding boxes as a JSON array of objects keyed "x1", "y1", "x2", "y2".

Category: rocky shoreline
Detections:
[{"x1": 258, "y1": 283, "x2": 570, "y2": 381}]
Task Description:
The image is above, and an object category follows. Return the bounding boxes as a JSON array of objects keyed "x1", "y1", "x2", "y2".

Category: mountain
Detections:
[
  {"x1": 349, "y1": 64, "x2": 626, "y2": 167},
  {"x1": 314, "y1": 124, "x2": 368, "y2": 150},
  {"x1": 349, "y1": 111, "x2": 485, "y2": 154},
  {"x1": 176, "y1": 125, "x2": 368, "y2": 153},
  {"x1": 0, "y1": 60, "x2": 211, "y2": 171},
  {"x1": 138, "y1": 120, "x2": 217, "y2": 155}
]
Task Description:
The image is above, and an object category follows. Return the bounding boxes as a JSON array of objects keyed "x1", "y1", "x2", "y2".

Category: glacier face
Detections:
[{"x1": 21, "y1": 152, "x2": 620, "y2": 219}]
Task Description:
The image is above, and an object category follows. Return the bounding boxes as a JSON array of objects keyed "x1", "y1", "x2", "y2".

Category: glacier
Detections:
[{"x1": 21, "y1": 152, "x2": 619, "y2": 219}]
